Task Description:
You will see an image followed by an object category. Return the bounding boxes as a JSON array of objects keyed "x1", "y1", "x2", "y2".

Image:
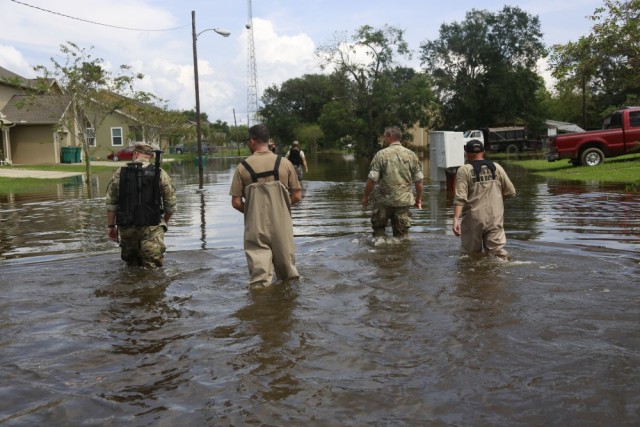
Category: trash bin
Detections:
[
  {"x1": 61, "y1": 146, "x2": 82, "y2": 163},
  {"x1": 61, "y1": 146, "x2": 74, "y2": 163},
  {"x1": 73, "y1": 146, "x2": 82, "y2": 163}
]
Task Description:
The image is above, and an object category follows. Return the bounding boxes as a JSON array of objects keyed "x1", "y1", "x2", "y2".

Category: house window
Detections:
[
  {"x1": 111, "y1": 127, "x2": 123, "y2": 146},
  {"x1": 86, "y1": 128, "x2": 95, "y2": 147}
]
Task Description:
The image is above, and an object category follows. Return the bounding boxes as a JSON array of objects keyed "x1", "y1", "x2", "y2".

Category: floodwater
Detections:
[{"x1": 1, "y1": 154, "x2": 639, "y2": 426}]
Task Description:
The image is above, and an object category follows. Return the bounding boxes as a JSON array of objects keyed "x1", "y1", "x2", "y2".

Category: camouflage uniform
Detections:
[
  {"x1": 367, "y1": 142, "x2": 423, "y2": 237},
  {"x1": 105, "y1": 157, "x2": 177, "y2": 267}
]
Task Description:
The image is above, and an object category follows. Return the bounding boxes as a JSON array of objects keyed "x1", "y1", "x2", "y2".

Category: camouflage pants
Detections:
[
  {"x1": 118, "y1": 225, "x2": 166, "y2": 268},
  {"x1": 371, "y1": 205, "x2": 412, "y2": 238}
]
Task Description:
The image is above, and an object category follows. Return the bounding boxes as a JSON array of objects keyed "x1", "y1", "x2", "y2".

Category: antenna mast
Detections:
[{"x1": 246, "y1": 0, "x2": 260, "y2": 126}]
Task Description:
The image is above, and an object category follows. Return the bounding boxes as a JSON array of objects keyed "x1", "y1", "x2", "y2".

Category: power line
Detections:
[{"x1": 10, "y1": 0, "x2": 188, "y2": 32}]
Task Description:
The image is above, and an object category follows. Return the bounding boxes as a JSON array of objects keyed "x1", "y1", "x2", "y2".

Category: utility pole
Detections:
[{"x1": 233, "y1": 107, "x2": 239, "y2": 156}]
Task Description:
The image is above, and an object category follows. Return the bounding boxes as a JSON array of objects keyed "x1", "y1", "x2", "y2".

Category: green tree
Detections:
[
  {"x1": 549, "y1": 0, "x2": 640, "y2": 121},
  {"x1": 129, "y1": 95, "x2": 193, "y2": 149},
  {"x1": 294, "y1": 123, "x2": 324, "y2": 154},
  {"x1": 317, "y1": 25, "x2": 434, "y2": 156},
  {"x1": 34, "y1": 42, "x2": 147, "y2": 196},
  {"x1": 211, "y1": 119, "x2": 230, "y2": 135},
  {"x1": 419, "y1": 6, "x2": 546, "y2": 130},
  {"x1": 548, "y1": 37, "x2": 601, "y2": 129},
  {"x1": 260, "y1": 74, "x2": 334, "y2": 145},
  {"x1": 229, "y1": 123, "x2": 249, "y2": 155}
]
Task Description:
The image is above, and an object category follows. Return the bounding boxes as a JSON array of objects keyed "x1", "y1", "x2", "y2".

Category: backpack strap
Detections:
[
  {"x1": 273, "y1": 155, "x2": 281, "y2": 181},
  {"x1": 470, "y1": 159, "x2": 496, "y2": 181},
  {"x1": 241, "y1": 155, "x2": 282, "y2": 183}
]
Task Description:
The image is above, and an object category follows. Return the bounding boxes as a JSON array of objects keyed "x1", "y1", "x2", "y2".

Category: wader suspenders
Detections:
[
  {"x1": 470, "y1": 159, "x2": 496, "y2": 182},
  {"x1": 241, "y1": 156, "x2": 282, "y2": 183}
]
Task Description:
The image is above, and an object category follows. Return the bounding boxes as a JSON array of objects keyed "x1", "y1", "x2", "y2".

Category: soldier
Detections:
[
  {"x1": 361, "y1": 126, "x2": 423, "y2": 238},
  {"x1": 105, "y1": 142, "x2": 177, "y2": 268},
  {"x1": 285, "y1": 140, "x2": 308, "y2": 180}
]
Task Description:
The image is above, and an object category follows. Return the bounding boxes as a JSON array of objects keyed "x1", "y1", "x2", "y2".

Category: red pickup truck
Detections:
[{"x1": 547, "y1": 107, "x2": 640, "y2": 166}]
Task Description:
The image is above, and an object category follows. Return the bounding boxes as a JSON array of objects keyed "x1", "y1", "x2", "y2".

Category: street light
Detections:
[{"x1": 192, "y1": 10, "x2": 230, "y2": 191}]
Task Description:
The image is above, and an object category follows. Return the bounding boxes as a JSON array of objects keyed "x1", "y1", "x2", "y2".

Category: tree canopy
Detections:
[
  {"x1": 419, "y1": 6, "x2": 547, "y2": 131},
  {"x1": 34, "y1": 42, "x2": 148, "y2": 194},
  {"x1": 260, "y1": 25, "x2": 434, "y2": 157},
  {"x1": 316, "y1": 25, "x2": 434, "y2": 156},
  {"x1": 549, "y1": 0, "x2": 640, "y2": 128}
]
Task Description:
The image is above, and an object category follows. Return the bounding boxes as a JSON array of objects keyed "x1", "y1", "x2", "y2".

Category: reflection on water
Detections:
[
  {"x1": 232, "y1": 285, "x2": 301, "y2": 402},
  {"x1": 1, "y1": 155, "x2": 639, "y2": 262},
  {"x1": 1, "y1": 154, "x2": 639, "y2": 425},
  {"x1": 3, "y1": 154, "x2": 640, "y2": 262}
]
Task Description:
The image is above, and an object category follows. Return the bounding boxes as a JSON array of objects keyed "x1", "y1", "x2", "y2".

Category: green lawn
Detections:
[
  {"x1": 0, "y1": 164, "x2": 116, "y2": 196},
  {"x1": 6, "y1": 164, "x2": 117, "y2": 173},
  {"x1": 506, "y1": 153, "x2": 640, "y2": 186}
]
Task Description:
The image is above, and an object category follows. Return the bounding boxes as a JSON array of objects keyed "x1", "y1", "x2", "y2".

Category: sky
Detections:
[{"x1": 1, "y1": 0, "x2": 603, "y2": 126}]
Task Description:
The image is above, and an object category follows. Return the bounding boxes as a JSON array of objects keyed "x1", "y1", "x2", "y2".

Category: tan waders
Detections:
[
  {"x1": 460, "y1": 179, "x2": 508, "y2": 258},
  {"x1": 243, "y1": 180, "x2": 299, "y2": 288}
]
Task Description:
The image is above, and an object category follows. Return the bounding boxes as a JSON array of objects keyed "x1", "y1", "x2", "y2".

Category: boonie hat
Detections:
[
  {"x1": 134, "y1": 142, "x2": 155, "y2": 155},
  {"x1": 464, "y1": 139, "x2": 484, "y2": 153}
]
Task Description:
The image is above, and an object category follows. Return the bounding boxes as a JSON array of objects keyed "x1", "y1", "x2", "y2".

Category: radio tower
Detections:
[{"x1": 246, "y1": 0, "x2": 260, "y2": 126}]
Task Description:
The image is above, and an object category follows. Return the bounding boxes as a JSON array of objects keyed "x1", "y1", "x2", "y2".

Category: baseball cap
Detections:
[
  {"x1": 292, "y1": 141, "x2": 300, "y2": 146},
  {"x1": 464, "y1": 139, "x2": 484, "y2": 153}
]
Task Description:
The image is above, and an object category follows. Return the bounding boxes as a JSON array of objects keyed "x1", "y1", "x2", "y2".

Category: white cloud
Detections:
[
  {"x1": 0, "y1": 45, "x2": 33, "y2": 77},
  {"x1": 250, "y1": 18, "x2": 320, "y2": 91},
  {"x1": 537, "y1": 57, "x2": 557, "y2": 93}
]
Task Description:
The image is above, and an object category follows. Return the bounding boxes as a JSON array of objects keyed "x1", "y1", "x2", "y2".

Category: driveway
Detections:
[
  {"x1": 0, "y1": 159, "x2": 171, "y2": 179},
  {"x1": 0, "y1": 161, "x2": 127, "y2": 179}
]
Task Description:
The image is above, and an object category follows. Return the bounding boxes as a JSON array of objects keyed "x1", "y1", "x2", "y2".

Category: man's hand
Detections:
[
  {"x1": 453, "y1": 221, "x2": 461, "y2": 237},
  {"x1": 414, "y1": 199, "x2": 422, "y2": 209}
]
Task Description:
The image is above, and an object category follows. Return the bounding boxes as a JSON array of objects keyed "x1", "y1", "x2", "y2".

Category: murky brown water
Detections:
[{"x1": 1, "y1": 154, "x2": 639, "y2": 426}]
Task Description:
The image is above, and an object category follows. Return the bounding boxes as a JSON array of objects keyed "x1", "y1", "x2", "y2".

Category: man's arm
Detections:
[
  {"x1": 231, "y1": 196, "x2": 245, "y2": 213},
  {"x1": 106, "y1": 210, "x2": 118, "y2": 241},
  {"x1": 290, "y1": 189, "x2": 302, "y2": 205},
  {"x1": 361, "y1": 178, "x2": 376, "y2": 208},
  {"x1": 452, "y1": 204, "x2": 463, "y2": 237},
  {"x1": 414, "y1": 180, "x2": 423, "y2": 208}
]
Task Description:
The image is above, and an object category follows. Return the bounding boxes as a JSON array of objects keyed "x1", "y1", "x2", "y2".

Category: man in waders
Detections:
[
  {"x1": 230, "y1": 124, "x2": 302, "y2": 289},
  {"x1": 106, "y1": 142, "x2": 177, "y2": 268},
  {"x1": 452, "y1": 139, "x2": 516, "y2": 259},
  {"x1": 285, "y1": 140, "x2": 308, "y2": 181}
]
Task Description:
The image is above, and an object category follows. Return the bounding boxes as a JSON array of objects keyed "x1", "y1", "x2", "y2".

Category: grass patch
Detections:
[
  {"x1": 0, "y1": 163, "x2": 117, "y2": 196},
  {"x1": 7, "y1": 164, "x2": 117, "y2": 173},
  {"x1": 0, "y1": 176, "x2": 75, "y2": 195},
  {"x1": 506, "y1": 153, "x2": 640, "y2": 184}
]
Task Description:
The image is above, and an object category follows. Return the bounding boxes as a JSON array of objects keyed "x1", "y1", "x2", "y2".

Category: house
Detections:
[
  {"x1": 0, "y1": 65, "x2": 176, "y2": 165},
  {"x1": 87, "y1": 90, "x2": 169, "y2": 161},
  {"x1": 2, "y1": 94, "x2": 82, "y2": 164},
  {"x1": 0, "y1": 66, "x2": 82, "y2": 164}
]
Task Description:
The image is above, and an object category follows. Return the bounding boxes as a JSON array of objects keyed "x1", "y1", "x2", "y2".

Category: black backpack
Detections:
[{"x1": 116, "y1": 162, "x2": 162, "y2": 226}]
